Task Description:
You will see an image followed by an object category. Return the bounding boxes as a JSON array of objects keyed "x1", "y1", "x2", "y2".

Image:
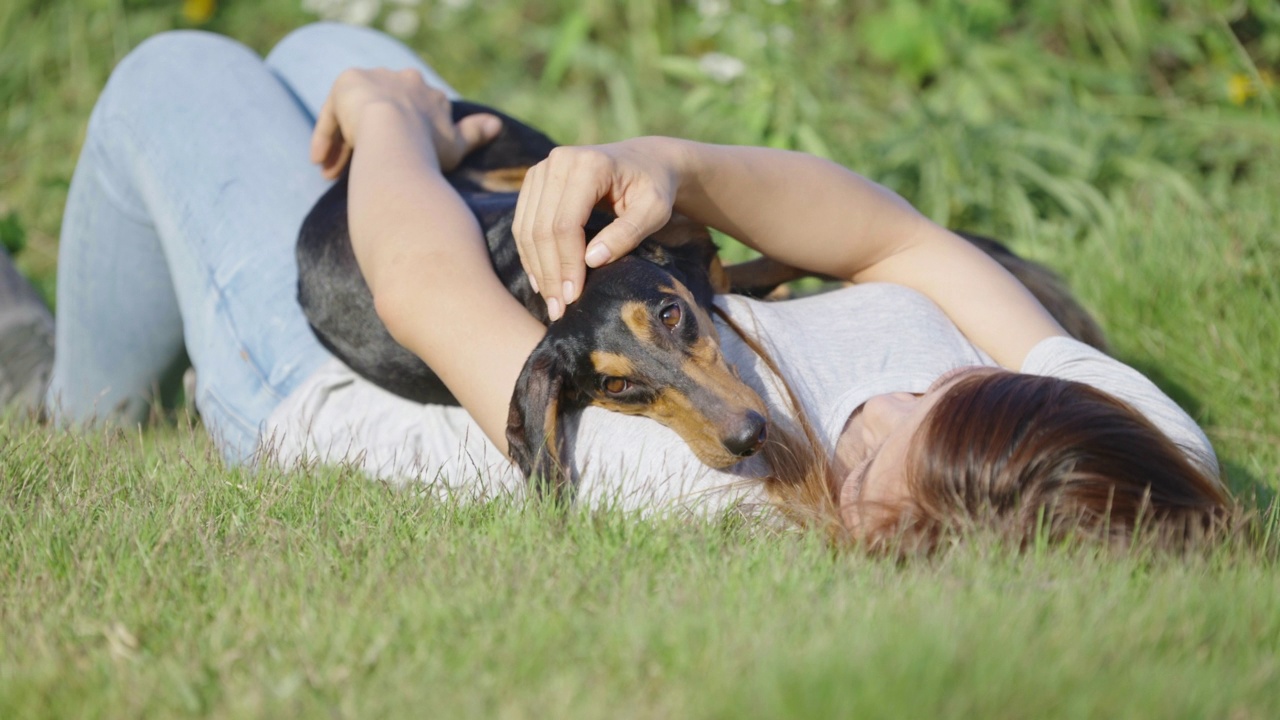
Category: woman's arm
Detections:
[
  {"x1": 513, "y1": 138, "x2": 1066, "y2": 370},
  {"x1": 313, "y1": 69, "x2": 544, "y2": 451}
]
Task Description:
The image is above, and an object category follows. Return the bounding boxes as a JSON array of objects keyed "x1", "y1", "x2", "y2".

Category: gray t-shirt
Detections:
[{"x1": 261, "y1": 283, "x2": 1217, "y2": 513}]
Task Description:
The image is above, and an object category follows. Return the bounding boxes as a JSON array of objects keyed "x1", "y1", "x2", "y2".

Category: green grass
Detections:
[
  {"x1": 3, "y1": 0, "x2": 1280, "y2": 717},
  {"x1": 4, "y1": 423, "x2": 1280, "y2": 718}
]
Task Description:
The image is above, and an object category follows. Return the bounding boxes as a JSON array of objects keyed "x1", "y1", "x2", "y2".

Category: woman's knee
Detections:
[
  {"x1": 266, "y1": 21, "x2": 457, "y2": 111},
  {"x1": 268, "y1": 21, "x2": 397, "y2": 64},
  {"x1": 94, "y1": 31, "x2": 262, "y2": 122}
]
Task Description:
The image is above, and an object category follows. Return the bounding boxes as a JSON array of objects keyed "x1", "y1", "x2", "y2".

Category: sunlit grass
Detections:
[
  {"x1": 2, "y1": 0, "x2": 1279, "y2": 717},
  {"x1": 3, "y1": 420, "x2": 1279, "y2": 718}
]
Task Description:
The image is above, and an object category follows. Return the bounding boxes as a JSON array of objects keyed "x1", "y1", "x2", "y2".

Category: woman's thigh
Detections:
[{"x1": 51, "y1": 30, "x2": 335, "y2": 461}]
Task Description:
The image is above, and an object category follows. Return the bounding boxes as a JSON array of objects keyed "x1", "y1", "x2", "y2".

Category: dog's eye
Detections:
[
  {"x1": 659, "y1": 303, "x2": 682, "y2": 329},
  {"x1": 601, "y1": 376, "x2": 631, "y2": 395}
]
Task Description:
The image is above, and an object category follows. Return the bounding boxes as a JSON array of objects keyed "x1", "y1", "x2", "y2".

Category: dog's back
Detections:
[{"x1": 297, "y1": 102, "x2": 568, "y2": 404}]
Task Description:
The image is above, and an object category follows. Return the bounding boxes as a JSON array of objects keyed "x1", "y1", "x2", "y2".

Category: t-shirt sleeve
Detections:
[{"x1": 1020, "y1": 336, "x2": 1219, "y2": 474}]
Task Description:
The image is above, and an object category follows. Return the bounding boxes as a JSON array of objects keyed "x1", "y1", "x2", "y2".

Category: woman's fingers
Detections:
[
  {"x1": 513, "y1": 161, "x2": 546, "y2": 294},
  {"x1": 543, "y1": 172, "x2": 603, "y2": 309},
  {"x1": 585, "y1": 189, "x2": 672, "y2": 269},
  {"x1": 310, "y1": 96, "x2": 350, "y2": 178},
  {"x1": 311, "y1": 68, "x2": 493, "y2": 180},
  {"x1": 527, "y1": 151, "x2": 580, "y2": 320},
  {"x1": 449, "y1": 113, "x2": 502, "y2": 168},
  {"x1": 513, "y1": 143, "x2": 680, "y2": 320},
  {"x1": 310, "y1": 96, "x2": 334, "y2": 164}
]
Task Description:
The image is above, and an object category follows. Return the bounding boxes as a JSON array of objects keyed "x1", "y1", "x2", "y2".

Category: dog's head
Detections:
[{"x1": 506, "y1": 253, "x2": 768, "y2": 497}]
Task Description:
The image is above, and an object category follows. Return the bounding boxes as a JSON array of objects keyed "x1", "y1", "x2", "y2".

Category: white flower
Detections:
[
  {"x1": 301, "y1": 0, "x2": 344, "y2": 17},
  {"x1": 696, "y1": 0, "x2": 729, "y2": 20},
  {"x1": 385, "y1": 7, "x2": 420, "y2": 37},
  {"x1": 341, "y1": 0, "x2": 381, "y2": 26},
  {"x1": 699, "y1": 52, "x2": 746, "y2": 83}
]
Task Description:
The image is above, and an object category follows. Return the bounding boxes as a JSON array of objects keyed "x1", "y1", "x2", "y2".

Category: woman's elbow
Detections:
[{"x1": 370, "y1": 278, "x2": 429, "y2": 351}]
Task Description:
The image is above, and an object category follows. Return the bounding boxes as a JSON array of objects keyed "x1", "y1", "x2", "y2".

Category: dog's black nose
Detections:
[{"x1": 723, "y1": 411, "x2": 768, "y2": 458}]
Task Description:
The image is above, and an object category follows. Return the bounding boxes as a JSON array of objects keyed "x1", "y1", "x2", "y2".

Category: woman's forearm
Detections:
[
  {"x1": 663, "y1": 139, "x2": 1066, "y2": 368},
  {"x1": 514, "y1": 134, "x2": 1067, "y2": 370},
  {"x1": 347, "y1": 104, "x2": 543, "y2": 450},
  {"x1": 665, "y1": 139, "x2": 924, "y2": 280}
]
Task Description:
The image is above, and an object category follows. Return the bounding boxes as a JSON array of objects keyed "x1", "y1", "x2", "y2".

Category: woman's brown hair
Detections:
[
  {"x1": 854, "y1": 372, "x2": 1231, "y2": 552},
  {"x1": 716, "y1": 308, "x2": 1231, "y2": 551}
]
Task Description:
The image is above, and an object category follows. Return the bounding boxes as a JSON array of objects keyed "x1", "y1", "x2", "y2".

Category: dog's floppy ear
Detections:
[{"x1": 506, "y1": 337, "x2": 579, "y2": 500}]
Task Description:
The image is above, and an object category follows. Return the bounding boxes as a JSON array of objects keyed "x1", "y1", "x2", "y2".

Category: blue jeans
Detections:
[{"x1": 48, "y1": 23, "x2": 459, "y2": 463}]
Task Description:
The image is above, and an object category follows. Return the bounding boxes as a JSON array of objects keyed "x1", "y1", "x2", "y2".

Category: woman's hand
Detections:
[
  {"x1": 310, "y1": 67, "x2": 501, "y2": 179},
  {"x1": 512, "y1": 138, "x2": 683, "y2": 321}
]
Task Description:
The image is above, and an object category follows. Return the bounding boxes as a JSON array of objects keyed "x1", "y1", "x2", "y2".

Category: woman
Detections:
[{"x1": 41, "y1": 23, "x2": 1227, "y2": 548}]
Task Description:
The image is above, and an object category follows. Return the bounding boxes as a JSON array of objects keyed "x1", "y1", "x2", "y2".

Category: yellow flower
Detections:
[
  {"x1": 1227, "y1": 73, "x2": 1254, "y2": 106},
  {"x1": 183, "y1": 0, "x2": 217, "y2": 24}
]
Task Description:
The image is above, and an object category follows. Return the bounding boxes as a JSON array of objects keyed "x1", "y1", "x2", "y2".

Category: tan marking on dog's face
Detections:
[
  {"x1": 589, "y1": 388, "x2": 723, "y2": 462},
  {"x1": 465, "y1": 166, "x2": 531, "y2": 192},
  {"x1": 621, "y1": 301, "x2": 656, "y2": 344},
  {"x1": 590, "y1": 351, "x2": 634, "y2": 379},
  {"x1": 580, "y1": 275, "x2": 767, "y2": 467},
  {"x1": 595, "y1": 286, "x2": 767, "y2": 467},
  {"x1": 679, "y1": 334, "x2": 767, "y2": 421},
  {"x1": 656, "y1": 387, "x2": 764, "y2": 468}
]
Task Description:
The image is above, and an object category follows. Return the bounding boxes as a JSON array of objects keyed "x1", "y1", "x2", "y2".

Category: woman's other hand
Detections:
[
  {"x1": 310, "y1": 67, "x2": 501, "y2": 180},
  {"x1": 512, "y1": 138, "x2": 682, "y2": 321}
]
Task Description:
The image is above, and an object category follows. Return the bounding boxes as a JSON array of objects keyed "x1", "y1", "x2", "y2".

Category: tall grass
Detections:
[
  {"x1": 1, "y1": 2, "x2": 1279, "y2": 716},
  {"x1": 3, "y1": 420, "x2": 1279, "y2": 718}
]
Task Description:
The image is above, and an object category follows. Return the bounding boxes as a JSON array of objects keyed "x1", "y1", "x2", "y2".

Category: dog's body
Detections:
[
  {"x1": 297, "y1": 100, "x2": 1107, "y2": 493},
  {"x1": 298, "y1": 101, "x2": 767, "y2": 494}
]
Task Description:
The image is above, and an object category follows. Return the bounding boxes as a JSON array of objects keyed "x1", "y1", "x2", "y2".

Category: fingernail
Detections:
[
  {"x1": 562, "y1": 280, "x2": 576, "y2": 304},
  {"x1": 529, "y1": 275, "x2": 539, "y2": 293},
  {"x1": 547, "y1": 297, "x2": 562, "y2": 321},
  {"x1": 585, "y1": 244, "x2": 611, "y2": 267}
]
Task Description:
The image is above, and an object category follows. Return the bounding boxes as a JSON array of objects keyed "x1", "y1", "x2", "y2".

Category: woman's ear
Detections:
[{"x1": 505, "y1": 338, "x2": 576, "y2": 499}]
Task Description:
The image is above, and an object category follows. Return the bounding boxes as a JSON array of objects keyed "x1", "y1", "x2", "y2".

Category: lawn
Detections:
[{"x1": 2, "y1": 0, "x2": 1279, "y2": 717}]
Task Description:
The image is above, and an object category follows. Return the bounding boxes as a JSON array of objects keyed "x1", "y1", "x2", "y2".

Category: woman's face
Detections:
[{"x1": 835, "y1": 367, "x2": 1003, "y2": 532}]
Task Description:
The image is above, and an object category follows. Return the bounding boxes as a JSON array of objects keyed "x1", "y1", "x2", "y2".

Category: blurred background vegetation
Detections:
[
  {"x1": 1, "y1": 0, "x2": 1277, "y2": 490},
  {"x1": 2, "y1": 0, "x2": 1276, "y2": 280}
]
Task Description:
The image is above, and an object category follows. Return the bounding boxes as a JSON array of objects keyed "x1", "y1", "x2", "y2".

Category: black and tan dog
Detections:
[
  {"x1": 297, "y1": 101, "x2": 767, "y2": 496},
  {"x1": 297, "y1": 101, "x2": 1106, "y2": 496}
]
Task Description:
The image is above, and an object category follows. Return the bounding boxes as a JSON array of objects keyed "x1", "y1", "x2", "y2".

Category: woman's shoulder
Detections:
[{"x1": 1021, "y1": 336, "x2": 1219, "y2": 473}]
